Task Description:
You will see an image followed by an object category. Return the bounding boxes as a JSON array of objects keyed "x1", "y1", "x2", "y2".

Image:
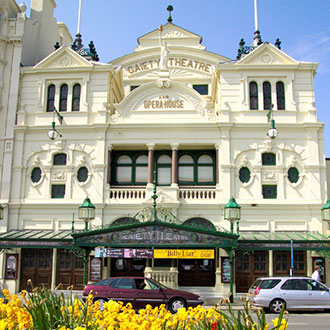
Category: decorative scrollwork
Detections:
[
  {"x1": 133, "y1": 206, "x2": 182, "y2": 224},
  {"x1": 134, "y1": 207, "x2": 153, "y2": 222}
]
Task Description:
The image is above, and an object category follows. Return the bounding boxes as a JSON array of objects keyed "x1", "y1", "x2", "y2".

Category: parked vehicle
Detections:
[
  {"x1": 248, "y1": 276, "x2": 330, "y2": 313},
  {"x1": 83, "y1": 276, "x2": 203, "y2": 313}
]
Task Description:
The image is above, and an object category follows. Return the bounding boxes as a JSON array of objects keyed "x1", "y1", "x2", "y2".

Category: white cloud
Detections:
[{"x1": 287, "y1": 29, "x2": 330, "y2": 74}]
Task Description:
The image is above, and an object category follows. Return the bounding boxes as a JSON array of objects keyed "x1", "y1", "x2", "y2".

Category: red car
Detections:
[{"x1": 83, "y1": 276, "x2": 203, "y2": 313}]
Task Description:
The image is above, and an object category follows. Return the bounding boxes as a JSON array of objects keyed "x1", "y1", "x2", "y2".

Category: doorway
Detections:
[{"x1": 178, "y1": 259, "x2": 215, "y2": 286}]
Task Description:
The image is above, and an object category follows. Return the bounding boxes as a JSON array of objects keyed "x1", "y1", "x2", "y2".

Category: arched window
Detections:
[
  {"x1": 115, "y1": 155, "x2": 133, "y2": 185},
  {"x1": 262, "y1": 153, "x2": 276, "y2": 166},
  {"x1": 197, "y1": 154, "x2": 214, "y2": 184},
  {"x1": 239, "y1": 167, "x2": 251, "y2": 183},
  {"x1": 183, "y1": 218, "x2": 216, "y2": 232},
  {"x1": 53, "y1": 153, "x2": 67, "y2": 166},
  {"x1": 178, "y1": 154, "x2": 194, "y2": 184},
  {"x1": 135, "y1": 154, "x2": 148, "y2": 184},
  {"x1": 263, "y1": 81, "x2": 272, "y2": 110},
  {"x1": 276, "y1": 81, "x2": 285, "y2": 110},
  {"x1": 249, "y1": 82, "x2": 258, "y2": 110},
  {"x1": 46, "y1": 84, "x2": 55, "y2": 112},
  {"x1": 156, "y1": 154, "x2": 172, "y2": 186},
  {"x1": 72, "y1": 84, "x2": 81, "y2": 111},
  {"x1": 59, "y1": 84, "x2": 68, "y2": 112}
]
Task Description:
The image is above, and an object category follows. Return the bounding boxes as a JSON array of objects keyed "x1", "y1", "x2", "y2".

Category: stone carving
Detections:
[
  {"x1": 52, "y1": 171, "x2": 66, "y2": 181},
  {"x1": 157, "y1": 79, "x2": 171, "y2": 88},
  {"x1": 159, "y1": 25, "x2": 169, "y2": 71},
  {"x1": 49, "y1": 56, "x2": 80, "y2": 68},
  {"x1": 262, "y1": 170, "x2": 277, "y2": 181}
]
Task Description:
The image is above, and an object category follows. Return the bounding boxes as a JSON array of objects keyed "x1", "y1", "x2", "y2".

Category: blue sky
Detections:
[{"x1": 27, "y1": 1, "x2": 330, "y2": 155}]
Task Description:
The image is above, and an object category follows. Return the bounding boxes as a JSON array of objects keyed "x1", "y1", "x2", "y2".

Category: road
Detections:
[{"x1": 265, "y1": 311, "x2": 329, "y2": 330}]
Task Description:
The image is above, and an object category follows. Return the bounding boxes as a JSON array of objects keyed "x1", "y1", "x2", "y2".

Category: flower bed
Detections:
[{"x1": 0, "y1": 287, "x2": 288, "y2": 330}]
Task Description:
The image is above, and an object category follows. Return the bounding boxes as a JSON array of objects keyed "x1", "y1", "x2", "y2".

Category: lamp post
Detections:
[
  {"x1": 224, "y1": 196, "x2": 241, "y2": 303},
  {"x1": 321, "y1": 198, "x2": 330, "y2": 235},
  {"x1": 0, "y1": 204, "x2": 3, "y2": 220},
  {"x1": 78, "y1": 197, "x2": 95, "y2": 284},
  {"x1": 48, "y1": 108, "x2": 63, "y2": 140}
]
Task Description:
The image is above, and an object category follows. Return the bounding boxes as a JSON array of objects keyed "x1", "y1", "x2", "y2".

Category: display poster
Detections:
[
  {"x1": 221, "y1": 257, "x2": 231, "y2": 283},
  {"x1": 90, "y1": 257, "x2": 102, "y2": 282},
  {"x1": 5, "y1": 254, "x2": 18, "y2": 279},
  {"x1": 154, "y1": 249, "x2": 214, "y2": 259}
]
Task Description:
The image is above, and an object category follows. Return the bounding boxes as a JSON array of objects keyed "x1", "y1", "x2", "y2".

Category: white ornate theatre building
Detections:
[{"x1": 1, "y1": 4, "x2": 330, "y2": 295}]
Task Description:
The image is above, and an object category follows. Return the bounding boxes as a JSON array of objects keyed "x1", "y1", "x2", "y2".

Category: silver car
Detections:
[{"x1": 248, "y1": 277, "x2": 330, "y2": 313}]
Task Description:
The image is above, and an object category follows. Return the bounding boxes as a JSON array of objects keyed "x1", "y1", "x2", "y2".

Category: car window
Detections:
[
  {"x1": 112, "y1": 278, "x2": 133, "y2": 289},
  {"x1": 281, "y1": 279, "x2": 307, "y2": 290},
  {"x1": 93, "y1": 279, "x2": 114, "y2": 286},
  {"x1": 250, "y1": 279, "x2": 262, "y2": 289},
  {"x1": 260, "y1": 279, "x2": 281, "y2": 289},
  {"x1": 145, "y1": 279, "x2": 160, "y2": 291},
  {"x1": 306, "y1": 279, "x2": 329, "y2": 291}
]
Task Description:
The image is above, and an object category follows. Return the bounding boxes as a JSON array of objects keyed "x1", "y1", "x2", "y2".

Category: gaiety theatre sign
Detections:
[{"x1": 126, "y1": 57, "x2": 213, "y2": 74}]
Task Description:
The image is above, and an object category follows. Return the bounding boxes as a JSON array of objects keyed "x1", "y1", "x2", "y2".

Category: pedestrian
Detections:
[{"x1": 312, "y1": 266, "x2": 321, "y2": 281}]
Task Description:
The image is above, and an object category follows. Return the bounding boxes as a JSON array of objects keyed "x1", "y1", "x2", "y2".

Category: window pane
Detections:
[
  {"x1": 276, "y1": 81, "x2": 285, "y2": 110},
  {"x1": 262, "y1": 185, "x2": 277, "y2": 199},
  {"x1": 117, "y1": 155, "x2": 132, "y2": 164},
  {"x1": 53, "y1": 153, "x2": 67, "y2": 165},
  {"x1": 31, "y1": 167, "x2": 42, "y2": 183},
  {"x1": 262, "y1": 153, "x2": 276, "y2": 165},
  {"x1": 47, "y1": 84, "x2": 55, "y2": 112},
  {"x1": 263, "y1": 82, "x2": 272, "y2": 110},
  {"x1": 179, "y1": 166, "x2": 194, "y2": 183},
  {"x1": 72, "y1": 84, "x2": 81, "y2": 111},
  {"x1": 77, "y1": 167, "x2": 88, "y2": 183},
  {"x1": 249, "y1": 82, "x2": 258, "y2": 110},
  {"x1": 179, "y1": 155, "x2": 194, "y2": 164},
  {"x1": 239, "y1": 167, "x2": 251, "y2": 183},
  {"x1": 59, "y1": 84, "x2": 68, "y2": 112},
  {"x1": 193, "y1": 84, "x2": 208, "y2": 95},
  {"x1": 198, "y1": 154, "x2": 213, "y2": 164},
  {"x1": 288, "y1": 167, "x2": 299, "y2": 183},
  {"x1": 136, "y1": 155, "x2": 148, "y2": 164},
  {"x1": 116, "y1": 167, "x2": 132, "y2": 183},
  {"x1": 157, "y1": 155, "x2": 171, "y2": 164},
  {"x1": 51, "y1": 185, "x2": 65, "y2": 198},
  {"x1": 157, "y1": 167, "x2": 171, "y2": 185},
  {"x1": 135, "y1": 166, "x2": 148, "y2": 183},
  {"x1": 198, "y1": 166, "x2": 213, "y2": 183}
]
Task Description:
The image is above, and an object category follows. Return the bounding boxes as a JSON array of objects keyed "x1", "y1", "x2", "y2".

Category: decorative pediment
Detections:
[
  {"x1": 136, "y1": 23, "x2": 205, "y2": 50},
  {"x1": 34, "y1": 46, "x2": 93, "y2": 70},
  {"x1": 237, "y1": 43, "x2": 298, "y2": 65},
  {"x1": 111, "y1": 81, "x2": 211, "y2": 123}
]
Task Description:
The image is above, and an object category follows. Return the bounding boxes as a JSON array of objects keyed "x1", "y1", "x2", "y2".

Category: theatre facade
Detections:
[{"x1": 1, "y1": 18, "x2": 330, "y2": 294}]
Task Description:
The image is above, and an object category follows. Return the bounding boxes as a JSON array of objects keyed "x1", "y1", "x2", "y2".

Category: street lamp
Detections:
[
  {"x1": 267, "y1": 119, "x2": 278, "y2": 139},
  {"x1": 321, "y1": 199, "x2": 330, "y2": 232},
  {"x1": 78, "y1": 197, "x2": 95, "y2": 232},
  {"x1": 224, "y1": 196, "x2": 241, "y2": 303},
  {"x1": 0, "y1": 204, "x2": 3, "y2": 220},
  {"x1": 48, "y1": 108, "x2": 63, "y2": 140}
]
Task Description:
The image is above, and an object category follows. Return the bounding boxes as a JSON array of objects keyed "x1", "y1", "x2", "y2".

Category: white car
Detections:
[{"x1": 248, "y1": 277, "x2": 330, "y2": 313}]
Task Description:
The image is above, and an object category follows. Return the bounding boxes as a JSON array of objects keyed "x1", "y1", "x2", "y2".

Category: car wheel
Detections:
[
  {"x1": 169, "y1": 298, "x2": 186, "y2": 313},
  {"x1": 269, "y1": 299, "x2": 285, "y2": 313},
  {"x1": 94, "y1": 298, "x2": 108, "y2": 311}
]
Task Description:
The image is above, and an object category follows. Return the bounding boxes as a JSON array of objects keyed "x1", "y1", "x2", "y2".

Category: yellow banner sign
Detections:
[{"x1": 154, "y1": 249, "x2": 214, "y2": 259}]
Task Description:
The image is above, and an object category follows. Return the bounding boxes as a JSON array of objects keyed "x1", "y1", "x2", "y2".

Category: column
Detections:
[
  {"x1": 51, "y1": 248, "x2": 57, "y2": 290},
  {"x1": 215, "y1": 144, "x2": 220, "y2": 187},
  {"x1": 171, "y1": 143, "x2": 179, "y2": 187},
  {"x1": 269, "y1": 250, "x2": 273, "y2": 276},
  {"x1": 107, "y1": 145, "x2": 113, "y2": 185},
  {"x1": 147, "y1": 144, "x2": 155, "y2": 187}
]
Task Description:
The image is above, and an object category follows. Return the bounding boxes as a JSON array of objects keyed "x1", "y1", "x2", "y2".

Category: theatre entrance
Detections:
[
  {"x1": 111, "y1": 258, "x2": 146, "y2": 277},
  {"x1": 178, "y1": 258, "x2": 215, "y2": 286}
]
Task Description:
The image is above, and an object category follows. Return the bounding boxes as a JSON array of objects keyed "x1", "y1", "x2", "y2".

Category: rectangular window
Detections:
[
  {"x1": 262, "y1": 185, "x2": 277, "y2": 199},
  {"x1": 51, "y1": 184, "x2": 65, "y2": 198},
  {"x1": 193, "y1": 84, "x2": 208, "y2": 95}
]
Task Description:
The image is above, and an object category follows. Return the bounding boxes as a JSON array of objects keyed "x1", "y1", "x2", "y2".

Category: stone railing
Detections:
[
  {"x1": 179, "y1": 188, "x2": 216, "y2": 200},
  {"x1": 109, "y1": 188, "x2": 146, "y2": 200},
  {"x1": 144, "y1": 269, "x2": 178, "y2": 289}
]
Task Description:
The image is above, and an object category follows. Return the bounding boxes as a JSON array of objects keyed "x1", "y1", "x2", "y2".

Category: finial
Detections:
[
  {"x1": 236, "y1": 38, "x2": 245, "y2": 60},
  {"x1": 253, "y1": 29, "x2": 263, "y2": 46},
  {"x1": 167, "y1": 5, "x2": 173, "y2": 23},
  {"x1": 275, "y1": 38, "x2": 281, "y2": 49},
  {"x1": 54, "y1": 42, "x2": 60, "y2": 51}
]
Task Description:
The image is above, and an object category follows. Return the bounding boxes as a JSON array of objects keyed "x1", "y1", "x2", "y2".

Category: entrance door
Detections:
[
  {"x1": 57, "y1": 249, "x2": 84, "y2": 290},
  {"x1": 273, "y1": 251, "x2": 306, "y2": 277},
  {"x1": 235, "y1": 251, "x2": 269, "y2": 293},
  {"x1": 111, "y1": 258, "x2": 146, "y2": 277},
  {"x1": 178, "y1": 259, "x2": 215, "y2": 286},
  {"x1": 20, "y1": 249, "x2": 52, "y2": 291}
]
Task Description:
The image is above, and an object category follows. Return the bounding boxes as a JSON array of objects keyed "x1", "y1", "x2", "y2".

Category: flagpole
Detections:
[
  {"x1": 254, "y1": 0, "x2": 258, "y2": 32},
  {"x1": 77, "y1": 0, "x2": 82, "y2": 35}
]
